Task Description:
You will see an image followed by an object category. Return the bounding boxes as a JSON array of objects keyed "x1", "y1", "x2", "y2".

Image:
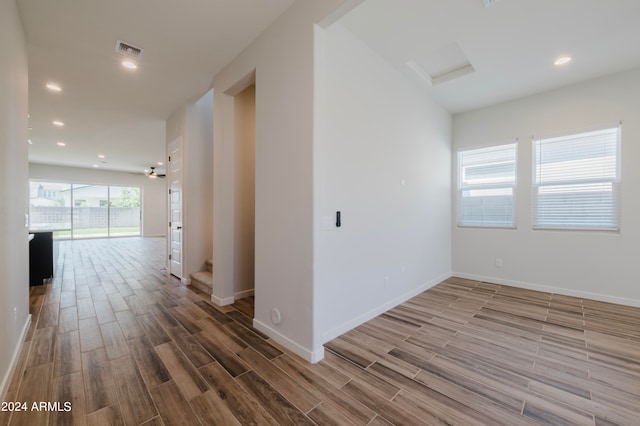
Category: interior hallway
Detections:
[{"x1": 3, "y1": 237, "x2": 639, "y2": 425}]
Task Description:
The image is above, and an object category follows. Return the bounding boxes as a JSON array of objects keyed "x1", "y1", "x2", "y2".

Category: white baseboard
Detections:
[
  {"x1": 210, "y1": 289, "x2": 254, "y2": 306},
  {"x1": 453, "y1": 272, "x2": 640, "y2": 308},
  {"x1": 1, "y1": 314, "x2": 32, "y2": 401},
  {"x1": 181, "y1": 277, "x2": 191, "y2": 285},
  {"x1": 234, "y1": 289, "x2": 254, "y2": 300},
  {"x1": 321, "y1": 272, "x2": 451, "y2": 344},
  {"x1": 211, "y1": 294, "x2": 235, "y2": 306},
  {"x1": 253, "y1": 319, "x2": 324, "y2": 363}
]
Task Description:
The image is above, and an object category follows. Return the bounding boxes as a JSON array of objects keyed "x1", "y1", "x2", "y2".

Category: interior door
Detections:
[
  {"x1": 168, "y1": 138, "x2": 183, "y2": 279},
  {"x1": 169, "y1": 180, "x2": 182, "y2": 278}
]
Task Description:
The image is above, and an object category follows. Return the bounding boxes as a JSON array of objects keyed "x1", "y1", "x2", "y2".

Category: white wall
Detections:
[
  {"x1": 29, "y1": 164, "x2": 167, "y2": 237},
  {"x1": 453, "y1": 68, "x2": 640, "y2": 306},
  {"x1": 314, "y1": 23, "x2": 452, "y2": 347},
  {"x1": 0, "y1": 0, "x2": 30, "y2": 398},
  {"x1": 212, "y1": 0, "x2": 347, "y2": 361},
  {"x1": 165, "y1": 89, "x2": 214, "y2": 281}
]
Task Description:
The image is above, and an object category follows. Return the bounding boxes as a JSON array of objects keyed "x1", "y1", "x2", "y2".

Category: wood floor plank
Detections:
[
  {"x1": 27, "y1": 325, "x2": 56, "y2": 367},
  {"x1": 12, "y1": 363, "x2": 53, "y2": 426},
  {"x1": 100, "y1": 321, "x2": 129, "y2": 360},
  {"x1": 194, "y1": 300, "x2": 233, "y2": 324},
  {"x1": 136, "y1": 313, "x2": 171, "y2": 346},
  {"x1": 238, "y1": 347, "x2": 321, "y2": 413},
  {"x1": 236, "y1": 370, "x2": 316, "y2": 425},
  {"x1": 222, "y1": 321, "x2": 282, "y2": 360},
  {"x1": 81, "y1": 348, "x2": 119, "y2": 414},
  {"x1": 198, "y1": 362, "x2": 278, "y2": 425},
  {"x1": 85, "y1": 404, "x2": 125, "y2": 426},
  {"x1": 190, "y1": 390, "x2": 242, "y2": 426},
  {"x1": 272, "y1": 354, "x2": 376, "y2": 425},
  {"x1": 128, "y1": 335, "x2": 172, "y2": 388},
  {"x1": 55, "y1": 330, "x2": 82, "y2": 377},
  {"x1": 58, "y1": 306, "x2": 79, "y2": 334},
  {"x1": 164, "y1": 325, "x2": 214, "y2": 368},
  {"x1": 78, "y1": 317, "x2": 104, "y2": 352},
  {"x1": 111, "y1": 356, "x2": 158, "y2": 425},
  {"x1": 194, "y1": 331, "x2": 249, "y2": 377},
  {"x1": 7, "y1": 239, "x2": 640, "y2": 426},
  {"x1": 149, "y1": 381, "x2": 201, "y2": 426},
  {"x1": 155, "y1": 341, "x2": 209, "y2": 400},
  {"x1": 115, "y1": 310, "x2": 145, "y2": 340},
  {"x1": 50, "y1": 372, "x2": 86, "y2": 426}
]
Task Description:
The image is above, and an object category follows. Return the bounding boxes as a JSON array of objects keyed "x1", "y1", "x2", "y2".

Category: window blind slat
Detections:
[
  {"x1": 458, "y1": 143, "x2": 517, "y2": 227},
  {"x1": 533, "y1": 127, "x2": 620, "y2": 230}
]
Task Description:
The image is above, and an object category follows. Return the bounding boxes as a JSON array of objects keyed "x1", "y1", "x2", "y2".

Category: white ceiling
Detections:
[
  {"x1": 21, "y1": 0, "x2": 295, "y2": 173},
  {"x1": 22, "y1": 0, "x2": 640, "y2": 174},
  {"x1": 339, "y1": 0, "x2": 640, "y2": 113}
]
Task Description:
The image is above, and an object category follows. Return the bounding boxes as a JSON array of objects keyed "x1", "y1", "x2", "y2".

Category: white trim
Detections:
[
  {"x1": 181, "y1": 277, "x2": 191, "y2": 285},
  {"x1": 211, "y1": 294, "x2": 234, "y2": 306},
  {"x1": 321, "y1": 272, "x2": 451, "y2": 344},
  {"x1": 234, "y1": 288, "x2": 254, "y2": 300},
  {"x1": 1, "y1": 314, "x2": 32, "y2": 401},
  {"x1": 453, "y1": 272, "x2": 640, "y2": 308},
  {"x1": 253, "y1": 319, "x2": 324, "y2": 363}
]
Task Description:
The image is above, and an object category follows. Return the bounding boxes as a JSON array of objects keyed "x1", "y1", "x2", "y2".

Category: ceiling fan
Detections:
[{"x1": 145, "y1": 166, "x2": 166, "y2": 179}]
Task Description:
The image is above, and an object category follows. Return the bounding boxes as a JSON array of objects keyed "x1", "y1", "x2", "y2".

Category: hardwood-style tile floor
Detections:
[{"x1": 3, "y1": 237, "x2": 640, "y2": 425}]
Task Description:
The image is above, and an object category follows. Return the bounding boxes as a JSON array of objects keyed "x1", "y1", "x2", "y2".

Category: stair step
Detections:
[
  {"x1": 205, "y1": 259, "x2": 213, "y2": 273},
  {"x1": 190, "y1": 271, "x2": 212, "y2": 295}
]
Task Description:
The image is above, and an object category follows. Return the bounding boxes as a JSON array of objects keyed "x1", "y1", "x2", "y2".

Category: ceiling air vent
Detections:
[
  {"x1": 115, "y1": 40, "x2": 143, "y2": 59},
  {"x1": 482, "y1": 0, "x2": 501, "y2": 7}
]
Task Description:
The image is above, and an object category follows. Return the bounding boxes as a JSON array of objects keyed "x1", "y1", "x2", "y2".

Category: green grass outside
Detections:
[{"x1": 54, "y1": 227, "x2": 140, "y2": 238}]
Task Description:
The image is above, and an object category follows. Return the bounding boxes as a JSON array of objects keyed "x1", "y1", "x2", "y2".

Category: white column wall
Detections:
[{"x1": 314, "y1": 23, "x2": 452, "y2": 348}]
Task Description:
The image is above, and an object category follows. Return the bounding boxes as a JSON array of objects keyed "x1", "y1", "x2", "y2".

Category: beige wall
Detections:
[
  {"x1": 0, "y1": 0, "x2": 31, "y2": 398},
  {"x1": 212, "y1": 0, "x2": 348, "y2": 361},
  {"x1": 233, "y1": 85, "x2": 256, "y2": 296},
  {"x1": 453, "y1": 68, "x2": 640, "y2": 306},
  {"x1": 165, "y1": 89, "x2": 213, "y2": 282}
]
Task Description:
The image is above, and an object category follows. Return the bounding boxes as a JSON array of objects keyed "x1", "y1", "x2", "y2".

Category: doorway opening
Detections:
[{"x1": 232, "y1": 83, "x2": 256, "y2": 314}]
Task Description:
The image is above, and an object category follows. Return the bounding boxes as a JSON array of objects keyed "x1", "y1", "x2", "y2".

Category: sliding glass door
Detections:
[
  {"x1": 29, "y1": 180, "x2": 142, "y2": 239},
  {"x1": 109, "y1": 186, "x2": 141, "y2": 236},
  {"x1": 72, "y1": 184, "x2": 109, "y2": 238}
]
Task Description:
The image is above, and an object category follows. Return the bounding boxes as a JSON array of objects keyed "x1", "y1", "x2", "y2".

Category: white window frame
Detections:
[
  {"x1": 457, "y1": 142, "x2": 518, "y2": 228},
  {"x1": 532, "y1": 125, "x2": 621, "y2": 232}
]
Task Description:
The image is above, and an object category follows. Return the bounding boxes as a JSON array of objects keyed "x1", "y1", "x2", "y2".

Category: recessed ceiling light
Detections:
[
  {"x1": 98, "y1": 154, "x2": 105, "y2": 158},
  {"x1": 122, "y1": 61, "x2": 137, "y2": 70},
  {"x1": 52, "y1": 120, "x2": 65, "y2": 127},
  {"x1": 157, "y1": 162, "x2": 163, "y2": 166},
  {"x1": 554, "y1": 56, "x2": 572, "y2": 66},
  {"x1": 28, "y1": 139, "x2": 33, "y2": 145},
  {"x1": 93, "y1": 164, "x2": 99, "y2": 168},
  {"x1": 56, "y1": 141, "x2": 66, "y2": 147},
  {"x1": 46, "y1": 83, "x2": 62, "y2": 92}
]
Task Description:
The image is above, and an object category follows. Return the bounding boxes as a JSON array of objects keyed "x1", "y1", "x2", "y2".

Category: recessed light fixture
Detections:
[
  {"x1": 28, "y1": 139, "x2": 33, "y2": 145},
  {"x1": 46, "y1": 83, "x2": 62, "y2": 92},
  {"x1": 98, "y1": 154, "x2": 105, "y2": 158},
  {"x1": 56, "y1": 141, "x2": 66, "y2": 147},
  {"x1": 157, "y1": 162, "x2": 163, "y2": 166},
  {"x1": 52, "y1": 120, "x2": 65, "y2": 127},
  {"x1": 93, "y1": 164, "x2": 99, "y2": 168},
  {"x1": 122, "y1": 61, "x2": 137, "y2": 70},
  {"x1": 554, "y1": 56, "x2": 572, "y2": 66}
]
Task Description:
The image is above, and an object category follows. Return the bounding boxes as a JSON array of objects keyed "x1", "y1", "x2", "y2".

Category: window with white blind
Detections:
[
  {"x1": 532, "y1": 126, "x2": 620, "y2": 231},
  {"x1": 457, "y1": 143, "x2": 517, "y2": 227}
]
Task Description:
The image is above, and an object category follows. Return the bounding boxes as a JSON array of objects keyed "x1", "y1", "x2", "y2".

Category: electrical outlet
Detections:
[{"x1": 495, "y1": 258, "x2": 503, "y2": 268}]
